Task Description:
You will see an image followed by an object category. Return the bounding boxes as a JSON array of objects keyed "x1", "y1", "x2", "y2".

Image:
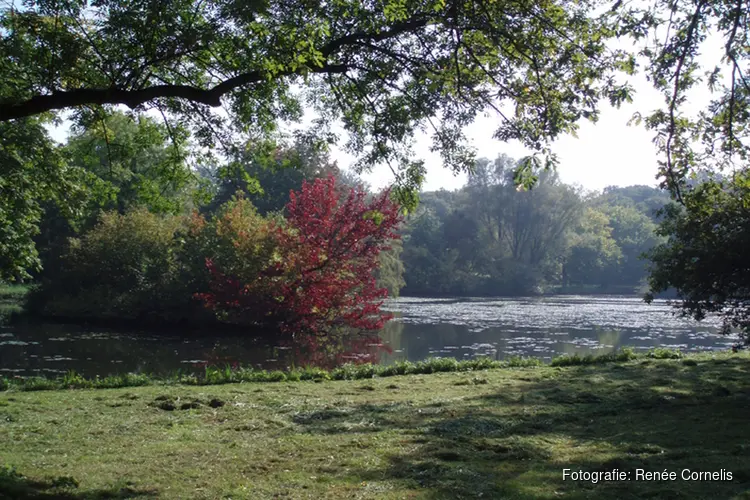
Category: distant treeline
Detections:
[{"x1": 398, "y1": 155, "x2": 671, "y2": 297}]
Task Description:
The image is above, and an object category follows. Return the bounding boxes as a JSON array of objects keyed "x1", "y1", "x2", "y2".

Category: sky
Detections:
[{"x1": 347, "y1": 74, "x2": 666, "y2": 194}]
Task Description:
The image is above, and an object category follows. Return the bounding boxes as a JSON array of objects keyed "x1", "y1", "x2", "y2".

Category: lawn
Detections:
[{"x1": 1, "y1": 352, "x2": 750, "y2": 499}]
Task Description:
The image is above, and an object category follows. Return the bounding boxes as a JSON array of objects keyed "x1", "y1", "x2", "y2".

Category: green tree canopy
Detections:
[
  {"x1": 0, "y1": 118, "x2": 88, "y2": 281},
  {"x1": 64, "y1": 112, "x2": 195, "y2": 217},
  {"x1": 1, "y1": 0, "x2": 640, "y2": 198},
  {"x1": 647, "y1": 171, "x2": 750, "y2": 343}
]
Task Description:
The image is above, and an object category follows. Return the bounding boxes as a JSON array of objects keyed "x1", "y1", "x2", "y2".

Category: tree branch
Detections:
[
  {"x1": 0, "y1": 13, "x2": 434, "y2": 122},
  {"x1": 0, "y1": 63, "x2": 348, "y2": 121}
]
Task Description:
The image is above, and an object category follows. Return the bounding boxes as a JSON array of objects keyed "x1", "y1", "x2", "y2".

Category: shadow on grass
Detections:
[
  {"x1": 295, "y1": 358, "x2": 750, "y2": 499},
  {"x1": 0, "y1": 468, "x2": 157, "y2": 499}
]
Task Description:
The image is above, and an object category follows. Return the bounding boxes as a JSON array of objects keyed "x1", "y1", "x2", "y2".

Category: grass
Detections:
[
  {"x1": 0, "y1": 283, "x2": 28, "y2": 322},
  {"x1": 0, "y1": 348, "x2": 684, "y2": 392},
  {"x1": 0, "y1": 356, "x2": 548, "y2": 392},
  {"x1": 1, "y1": 351, "x2": 750, "y2": 499}
]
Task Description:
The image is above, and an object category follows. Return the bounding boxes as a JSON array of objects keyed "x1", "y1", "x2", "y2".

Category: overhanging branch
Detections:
[
  {"x1": 0, "y1": 63, "x2": 348, "y2": 121},
  {"x1": 0, "y1": 15, "x2": 431, "y2": 122}
]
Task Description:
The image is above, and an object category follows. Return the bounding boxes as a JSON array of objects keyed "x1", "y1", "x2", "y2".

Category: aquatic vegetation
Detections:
[{"x1": 0, "y1": 349, "x2": 727, "y2": 392}]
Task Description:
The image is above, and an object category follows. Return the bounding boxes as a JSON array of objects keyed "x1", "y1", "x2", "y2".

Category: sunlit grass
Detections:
[{"x1": 1, "y1": 351, "x2": 749, "y2": 499}]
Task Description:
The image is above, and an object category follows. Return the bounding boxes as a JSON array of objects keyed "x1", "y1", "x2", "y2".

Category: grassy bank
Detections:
[
  {"x1": 0, "y1": 284, "x2": 28, "y2": 321},
  {"x1": 2, "y1": 352, "x2": 750, "y2": 499},
  {"x1": 1, "y1": 348, "x2": 682, "y2": 392}
]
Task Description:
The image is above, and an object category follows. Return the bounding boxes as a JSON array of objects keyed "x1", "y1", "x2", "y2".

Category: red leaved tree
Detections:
[
  {"x1": 198, "y1": 175, "x2": 403, "y2": 342},
  {"x1": 273, "y1": 175, "x2": 402, "y2": 335}
]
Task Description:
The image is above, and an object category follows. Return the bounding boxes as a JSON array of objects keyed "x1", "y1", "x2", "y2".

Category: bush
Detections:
[
  {"x1": 198, "y1": 177, "x2": 402, "y2": 335},
  {"x1": 28, "y1": 209, "x2": 192, "y2": 321},
  {"x1": 28, "y1": 195, "x2": 278, "y2": 325},
  {"x1": 647, "y1": 348, "x2": 683, "y2": 359}
]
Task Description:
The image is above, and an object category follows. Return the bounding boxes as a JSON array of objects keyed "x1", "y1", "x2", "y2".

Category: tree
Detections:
[
  {"x1": 602, "y1": 204, "x2": 661, "y2": 286},
  {"x1": 1, "y1": 0, "x2": 638, "y2": 200},
  {"x1": 0, "y1": 118, "x2": 87, "y2": 281},
  {"x1": 635, "y1": 1, "x2": 750, "y2": 344},
  {"x1": 466, "y1": 156, "x2": 583, "y2": 293},
  {"x1": 375, "y1": 239, "x2": 406, "y2": 298},
  {"x1": 564, "y1": 207, "x2": 622, "y2": 287},
  {"x1": 598, "y1": 185, "x2": 671, "y2": 222},
  {"x1": 204, "y1": 138, "x2": 342, "y2": 216},
  {"x1": 63, "y1": 112, "x2": 195, "y2": 217},
  {"x1": 32, "y1": 112, "x2": 197, "y2": 280},
  {"x1": 199, "y1": 176, "x2": 403, "y2": 335},
  {"x1": 400, "y1": 154, "x2": 587, "y2": 295},
  {"x1": 647, "y1": 171, "x2": 750, "y2": 344}
]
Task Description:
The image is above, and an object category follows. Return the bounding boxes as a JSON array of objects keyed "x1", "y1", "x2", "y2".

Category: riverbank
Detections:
[
  {"x1": 2, "y1": 351, "x2": 749, "y2": 499},
  {"x1": 0, "y1": 284, "x2": 27, "y2": 321},
  {"x1": 0, "y1": 349, "x2": 677, "y2": 391}
]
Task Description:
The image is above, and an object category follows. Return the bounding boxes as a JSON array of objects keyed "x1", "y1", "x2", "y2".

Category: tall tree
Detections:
[
  {"x1": 602, "y1": 204, "x2": 661, "y2": 286},
  {"x1": 33, "y1": 112, "x2": 196, "y2": 279},
  {"x1": 564, "y1": 207, "x2": 622, "y2": 287},
  {"x1": 205, "y1": 138, "x2": 342, "y2": 216},
  {"x1": 647, "y1": 171, "x2": 750, "y2": 344},
  {"x1": 64, "y1": 112, "x2": 194, "y2": 217},
  {"x1": 0, "y1": 119, "x2": 87, "y2": 281}
]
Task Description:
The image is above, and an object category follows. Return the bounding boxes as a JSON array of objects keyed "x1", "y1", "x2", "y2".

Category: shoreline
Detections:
[{"x1": 0, "y1": 348, "x2": 729, "y2": 392}]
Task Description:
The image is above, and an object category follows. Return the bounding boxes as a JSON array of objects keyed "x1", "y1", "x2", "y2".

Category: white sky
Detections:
[
  {"x1": 349, "y1": 75, "x2": 666, "y2": 194},
  {"x1": 348, "y1": 60, "x2": 718, "y2": 194}
]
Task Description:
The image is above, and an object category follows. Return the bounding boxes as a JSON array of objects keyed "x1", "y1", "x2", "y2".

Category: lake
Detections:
[{"x1": 0, "y1": 295, "x2": 738, "y2": 377}]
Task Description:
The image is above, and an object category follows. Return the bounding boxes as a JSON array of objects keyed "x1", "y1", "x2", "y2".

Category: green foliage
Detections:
[
  {"x1": 0, "y1": 119, "x2": 88, "y2": 281},
  {"x1": 647, "y1": 170, "x2": 750, "y2": 342},
  {"x1": 31, "y1": 112, "x2": 199, "y2": 281},
  {"x1": 63, "y1": 112, "x2": 194, "y2": 218},
  {"x1": 549, "y1": 347, "x2": 638, "y2": 367},
  {"x1": 29, "y1": 192, "x2": 283, "y2": 323},
  {"x1": 29, "y1": 209, "x2": 188, "y2": 321},
  {"x1": 633, "y1": 2, "x2": 750, "y2": 196},
  {"x1": 647, "y1": 348, "x2": 683, "y2": 360},
  {"x1": 0, "y1": 284, "x2": 28, "y2": 322},
  {"x1": 375, "y1": 238, "x2": 406, "y2": 297},
  {"x1": 400, "y1": 154, "x2": 668, "y2": 296},
  {"x1": 204, "y1": 139, "x2": 343, "y2": 216},
  {"x1": 564, "y1": 208, "x2": 622, "y2": 287},
  {"x1": 0, "y1": 0, "x2": 747, "y2": 282},
  {"x1": 0, "y1": 0, "x2": 642, "y2": 208}
]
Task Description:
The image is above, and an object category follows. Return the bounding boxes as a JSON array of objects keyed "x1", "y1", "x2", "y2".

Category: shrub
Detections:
[
  {"x1": 647, "y1": 348, "x2": 683, "y2": 359},
  {"x1": 197, "y1": 176, "x2": 403, "y2": 335},
  {"x1": 29, "y1": 209, "x2": 192, "y2": 321},
  {"x1": 28, "y1": 195, "x2": 277, "y2": 325}
]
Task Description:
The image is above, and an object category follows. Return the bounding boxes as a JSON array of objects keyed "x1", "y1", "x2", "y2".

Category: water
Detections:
[
  {"x1": 0, "y1": 296, "x2": 738, "y2": 377},
  {"x1": 378, "y1": 296, "x2": 737, "y2": 364}
]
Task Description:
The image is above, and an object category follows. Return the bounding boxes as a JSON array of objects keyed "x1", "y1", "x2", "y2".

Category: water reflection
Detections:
[
  {"x1": 0, "y1": 296, "x2": 739, "y2": 377},
  {"x1": 379, "y1": 296, "x2": 737, "y2": 363}
]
